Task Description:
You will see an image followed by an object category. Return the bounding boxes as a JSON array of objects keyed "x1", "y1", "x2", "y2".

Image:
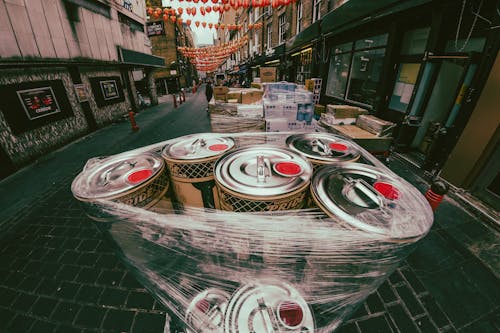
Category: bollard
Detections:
[
  {"x1": 181, "y1": 90, "x2": 186, "y2": 102},
  {"x1": 128, "y1": 111, "x2": 139, "y2": 132},
  {"x1": 172, "y1": 94, "x2": 177, "y2": 108},
  {"x1": 179, "y1": 93, "x2": 183, "y2": 105},
  {"x1": 425, "y1": 179, "x2": 449, "y2": 211}
]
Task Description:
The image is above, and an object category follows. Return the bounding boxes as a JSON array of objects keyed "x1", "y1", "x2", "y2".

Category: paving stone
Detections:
[
  {"x1": 0, "y1": 307, "x2": 15, "y2": 330},
  {"x1": 55, "y1": 265, "x2": 81, "y2": 281},
  {"x1": 35, "y1": 278, "x2": 61, "y2": 297},
  {"x1": 94, "y1": 254, "x2": 120, "y2": 269},
  {"x1": 99, "y1": 288, "x2": 129, "y2": 307},
  {"x1": 77, "y1": 252, "x2": 100, "y2": 267},
  {"x1": 102, "y1": 309, "x2": 135, "y2": 331},
  {"x1": 76, "y1": 285, "x2": 104, "y2": 303},
  {"x1": 335, "y1": 322, "x2": 360, "y2": 333},
  {"x1": 395, "y1": 284, "x2": 425, "y2": 317},
  {"x1": 54, "y1": 324, "x2": 82, "y2": 333},
  {"x1": 120, "y1": 272, "x2": 144, "y2": 289},
  {"x1": 11, "y1": 292, "x2": 37, "y2": 312},
  {"x1": 7, "y1": 313, "x2": 35, "y2": 332},
  {"x1": 0, "y1": 287, "x2": 19, "y2": 307},
  {"x1": 51, "y1": 301, "x2": 82, "y2": 324},
  {"x1": 31, "y1": 296, "x2": 58, "y2": 318},
  {"x1": 126, "y1": 291, "x2": 155, "y2": 309},
  {"x1": 399, "y1": 267, "x2": 427, "y2": 295},
  {"x1": 78, "y1": 239, "x2": 101, "y2": 252},
  {"x1": 97, "y1": 270, "x2": 125, "y2": 287},
  {"x1": 350, "y1": 303, "x2": 369, "y2": 320},
  {"x1": 56, "y1": 281, "x2": 81, "y2": 300},
  {"x1": 388, "y1": 270, "x2": 404, "y2": 285},
  {"x1": 74, "y1": 305, "x2": 107, "y2": 328},
  {"x1": 387, "y1": 303, "x2": 419, "y2": 333},
  {"x1": 30, "y1": 320, "x2": 58, "y2": 333},
  {"x1": 377, "y1": 281, "x2": 398, "y2": 304},
  {"x1": 415, "y1": 315, "x2": 439, "y2": 333},
  {"x1": 132, "y1": 312, "x2": 167, "y2": 333},
  {"x1": 61, "y1": 237, "x2": 82, "y2": 250},
  {"x1": 366, "y1": 292, "x2": 385, "y2": 314},
  {"x1": 357, "y1": 314, "x2": 394, "y2": 333},
  {"x1": 418, "y1": 294, "x2": 451, "y2": 329},
  {"x1": 75, "y1": 267, "x2": 100, "y2": 284}
]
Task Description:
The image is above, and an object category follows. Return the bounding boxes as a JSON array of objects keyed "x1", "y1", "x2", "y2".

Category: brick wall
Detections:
[{"x1": 0, "y1": 67, "x2": 89, "y2": 166}]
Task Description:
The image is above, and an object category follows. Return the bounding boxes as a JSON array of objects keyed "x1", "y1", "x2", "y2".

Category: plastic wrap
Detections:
[{"x1": 71, "y1": 132, "x2": 433, "y2": 333}]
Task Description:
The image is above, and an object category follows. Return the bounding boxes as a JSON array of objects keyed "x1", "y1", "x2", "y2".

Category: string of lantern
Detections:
[
  {"x1": 147, "y1": 6, "x2": 263, "y2": 29},
  {"x1": 178, "y1": 36, "x2": 248, "y2": 71}
]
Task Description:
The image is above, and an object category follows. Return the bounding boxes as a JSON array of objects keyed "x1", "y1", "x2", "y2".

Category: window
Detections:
[
  {"x1": 279, "y1": 14, "x2": 286, "y2": 44},
  {"x1": 400, "y1": 27, "x2": 430, "y2": 55},
  {"x1": 267, "y1": 24, "x2": 272, "y2": 49},
  {"x1": 325, "y1": 34, "x2": 388, "y2": 107},
  {"x1": 296, "y1": 1, "x2": 303, "y2": 34},
  {"x1": 313, "y1": 0, "x2": 321, "y2": 23}
]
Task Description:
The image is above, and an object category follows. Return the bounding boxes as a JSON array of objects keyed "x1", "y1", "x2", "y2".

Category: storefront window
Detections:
[
  {"x1": 388, "y1": 63, "x2": 421, "y2": 112},
  {"x1": 325, "y1": 52, "x2": 351, "y2": 98},
  {"x1": 347, "y1": 48, "x2": 386, "y2": 106},
  {"x1": 325, "y1": 35, "x2": 387, "y2": 107},
  {"x1": 400, "y1": 27, "x2": 430, "y2": 55}
]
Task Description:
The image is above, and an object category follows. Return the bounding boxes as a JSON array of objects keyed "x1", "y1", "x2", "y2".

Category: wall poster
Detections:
[
  {"x1": 100, "y1": 80, "x2": 119, "y2": 100},
  {"x1": 89, "y1": 76, "x2": 125, "y2": 107},
  {"x1": 17, "y1": 87, "x2": 61, "y2": 120}
]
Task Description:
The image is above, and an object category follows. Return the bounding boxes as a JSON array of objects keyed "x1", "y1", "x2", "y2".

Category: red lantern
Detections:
[
  {"x1": 163, "y1": 13, "x2": 169, "y2": 21},
  {"x1": 212, "y1": 0, "x2": 218, "y2": 3},
  {"x1": 178, "y1": 18, "x2": 183, "y2": 24},
  {"x1": 177, "y1": 7, "x2": 183, "y2": 15},
  {"x1": 192, "y1": 7, "x2": 197, "y2": 15},
  {"x1": 224, "y1": 4, "x2": 231, "y2": 11},
  {"x1": 206, "y1": 6, "x2": 212, "y2": 13},
  {"x1": 200, "y1": 7, "x2": 206, "y2": 15},
  {"x1": 170, "y1": 16, "x2": 176, "y2": 22},
  {"x1": 186, "y1": 19, "x2": 192, "y2": 25},
  {"x1": 186, "y1": 7, "x2": 191, "y2": 15},
  {"x1": 147, "y1": 7, "x2": 153, "y2": 15},
  {"x1": 195, "y1": 21, "x2": 200, "y2": 27},
  {"x1": 202, "y1": 21, "x2": 207, "y2": 27},
  {"x1": 220, "y1": 23, "x2": 225, "y2": 29},
  {"x1": 209, "y1": 23, "x2": 213, "y2": 29},
  {"x1": 202, "y1": 0, "x2": 208, "y2": 3},
  {"x1": 213, "y1": 5, "x2": 219, "y2": 12},
  {"x1": 214, "y1": 23, "x2": 219, "y2": 29},
  {"x1": 194, "y1": 0, "x2": 199, "y2": 2}
]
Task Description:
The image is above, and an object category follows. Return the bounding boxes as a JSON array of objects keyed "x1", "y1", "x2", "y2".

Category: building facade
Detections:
[
  {"x1": 216, "y1": 0, "x2": 499, "y2": 213},
  {"x1": 0, "y1": 0, "x2": 165, "y2": 178}
]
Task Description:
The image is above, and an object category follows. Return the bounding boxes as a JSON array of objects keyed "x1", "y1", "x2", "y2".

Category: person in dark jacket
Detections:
[{"x1": 205, "y1": 81, "x2": 213, "y2": 102}]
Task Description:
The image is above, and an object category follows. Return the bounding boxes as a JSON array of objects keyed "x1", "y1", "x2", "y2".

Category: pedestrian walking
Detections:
[{"x1": 205, "y1": 81, "x2": 213, "y2": 103}]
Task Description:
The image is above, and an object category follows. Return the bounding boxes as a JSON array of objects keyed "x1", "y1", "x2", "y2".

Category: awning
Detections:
[
  {"x1": 118, "y1": 47, "x2": 166, "y2": 68},
  {"x1": 286, "y1": 20, "x2": 321, "y2": 54},
  {"x1": 321, "y1": 0, "x2": 433, "y2": 36}
]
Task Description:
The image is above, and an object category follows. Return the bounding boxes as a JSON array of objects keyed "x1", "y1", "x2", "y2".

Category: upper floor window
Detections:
[
  {"x1": 313, "y1": 0, "x2": 321, "y2": 23},
  {"x1": 279, "y1": 14, "x2": 286, "y2": 44},
  {"x1": 296, "y1": 1, "x2": 303, "y2": 34},
  {"x1": 267, "y1": 23, "x2": 272, "y2": 49}
]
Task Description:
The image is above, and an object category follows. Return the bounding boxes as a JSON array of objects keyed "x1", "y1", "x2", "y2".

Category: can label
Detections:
[
  {"x1": 218, "y1": 187, "x2": 307, "y2": 212},
  {"x1": 117, "y1": 169, "x2": 169, "y2": 208},
  {"x1": 171, "y1": 180, "x2": 220, "y2": 209}
]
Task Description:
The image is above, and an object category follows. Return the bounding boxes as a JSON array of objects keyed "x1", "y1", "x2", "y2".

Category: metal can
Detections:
[
  {"x1": 162, "y1": 135, "x2": 235, "y2": 209},
  {"x1": 71, "y1": 151, "x2": 170, "y2": 220},
  {"x1": 286, "y1": 133, "x2": 361, "y2": 170},
  {"x1": 185, "y1": 288, "x2": 231, "y2": 333},
  {"x1": 224, "y1": 280, "x2": 315, "y2": 333},
  {"x1": 214, "y1": 146, "x2": 313, "y2": 212},
  {"x1": 310, "y1": 164, "x2": 433, "y2": 240}
]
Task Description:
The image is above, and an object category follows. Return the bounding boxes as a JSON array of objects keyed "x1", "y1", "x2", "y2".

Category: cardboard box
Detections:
[
  {"x1": 326, "y1": 104, "x2": 368, "y2": 119},
  {"x1": 314, "y1": 104, "x2": 326, "y2": 117},
  {"x1": 211, "y1": 114, "x2": 265, "y2": 133},
  {"x1": 241, "y1": 90, "x2": 263, "y2": 104},
  {"x1": 214, "y1": 93, "x2": 227, "y2": 102},
  {"x1": 214, "y1": 86, "x2": 230, "y2": 95},
  {"x1": 356, "y1": 115, "x2": 395, "y2": 137},
  {"x1": 320, "y1": 113, "x2": 356, "y2": 125},
  {"x1": 305, "y1": 79, "x2": 315, "y2": 92},
  {"x1": 250, "y1": 82, "x2": 262, "y2": 89},
  {"x1": 266, "y1": 118, "x2": 319, "y2": 132},
  {"x1": 226, "y1": 91, "x2": 242, "y2": 103},
  {"x1": 260, "y1": 67, "x2": 277, "y2": 83},
  {"x1": 237, "y1": 104, "x2": 263, "y2": 118}
]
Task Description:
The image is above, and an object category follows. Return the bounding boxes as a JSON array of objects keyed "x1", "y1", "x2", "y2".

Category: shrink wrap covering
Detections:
[{"x1": 72, "y1": 132, "x2": 433, "y2": 333}]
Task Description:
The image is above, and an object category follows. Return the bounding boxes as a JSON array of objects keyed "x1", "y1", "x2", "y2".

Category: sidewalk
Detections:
[{"x1": 0, "y1": 88, "x2": 498, "y2": 332}]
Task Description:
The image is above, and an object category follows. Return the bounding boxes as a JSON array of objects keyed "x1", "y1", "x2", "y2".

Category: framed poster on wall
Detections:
[
  {"x1": 0, "y1": 80, "x2": 74, "y2": 135},
  {"x1": 100, "y1": 80, "x2": 119, "y2": 100},
  {"x1": 17, "y1": 87, "x2": 62, "y2": 120},
  {"x1": 74, "y1": 84, "x2": 88, "y2": 102},
  {"x1": 89, "y1": 76, "x2": 125, "y2": 107}
]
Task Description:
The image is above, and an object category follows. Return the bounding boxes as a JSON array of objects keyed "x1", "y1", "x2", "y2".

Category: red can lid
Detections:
[
  {"x1": 127, "y1": 169, "x2": 153, "y2": 184},
  {"x1": 278, "y1": 301, "x2": 304, "y2": 327},
  {"x1": 374, "y1": 182, "x2": 400, "y2": 200},
  {"x1": 208, "y1": 144, "x2": 229, "y2": 151},
  {"x1": 274, "y1": 162, "x2": 302, "y2": 176},
  {"x1": 329, "y1": 143, "x2": 348, "y2": 152}
]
